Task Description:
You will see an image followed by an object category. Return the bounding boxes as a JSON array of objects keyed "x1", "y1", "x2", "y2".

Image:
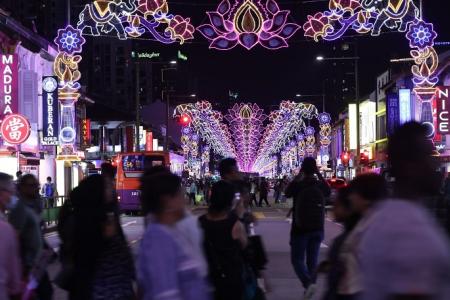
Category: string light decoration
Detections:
[
  {"x1": 225, "y1": 103, "x2": 267, "y2": 172},
  {"x1": 53, "y1": 1, "x2": 193, "y2": 158},
  {"x1": 297, "y1": 133, "x2": 306, "y2": 163},
  {"x1": 304, "y1": 0, "x2": 440, "y2": 138},
  {"x1": 197, "y1": 0, "x2": 301, "y2": 50}
]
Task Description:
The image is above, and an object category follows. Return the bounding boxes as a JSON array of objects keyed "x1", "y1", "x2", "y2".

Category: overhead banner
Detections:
[
  {"x1": 42, "y1": 76, "x2": 59, "y2": 145},
  {"x1": 436, "y1": 86, "x2": 450, "y2": 135},
  {"x1": 1, "y1": 54, "x2": 19, "y2": 120}
]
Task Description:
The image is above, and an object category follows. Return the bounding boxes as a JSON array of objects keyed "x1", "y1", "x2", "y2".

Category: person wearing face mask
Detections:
[
  {"x1": 0, "y1": 173, "x2": 22, "y2": 300},
  {"x1": 138, "y1": 171, "x2": 210, "y2": 300}
]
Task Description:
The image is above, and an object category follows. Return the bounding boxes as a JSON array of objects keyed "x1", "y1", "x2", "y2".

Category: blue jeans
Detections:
[{"x1": 290, "y1": 231, "x2": 324, "y2": 288}]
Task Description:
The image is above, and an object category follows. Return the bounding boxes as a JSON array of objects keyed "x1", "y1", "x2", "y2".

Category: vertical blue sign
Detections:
[
  {"x1": 387, "y1": 93, "x2": 399, "y2": 136},
  {"x1": 42, "y1": 76, "x2": 59, "y2": 145}
]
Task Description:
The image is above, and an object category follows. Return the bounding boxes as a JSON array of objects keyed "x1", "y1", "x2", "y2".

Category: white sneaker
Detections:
[{"x1": 303, "y1": 284, "x2": 316, "y2": 300}]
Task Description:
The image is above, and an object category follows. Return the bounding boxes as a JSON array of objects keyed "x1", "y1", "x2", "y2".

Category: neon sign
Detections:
[
  {"x1": 0, "y1": 55, "x2": 18, "y2": 119},
  {"x1": 198, "y1": 0, "x2": 300, "y2": 50}
]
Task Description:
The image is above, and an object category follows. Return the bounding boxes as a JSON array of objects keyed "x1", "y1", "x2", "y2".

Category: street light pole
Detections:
[
  {"x1": 161, "y1": 64, "x2": 177, "y2": 152},
  {"x1": 135, "y1": 62, "x2": 140, "y2": 151}
]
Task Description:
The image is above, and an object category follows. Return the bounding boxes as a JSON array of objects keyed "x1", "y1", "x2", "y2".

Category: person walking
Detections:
[
  {"x1": 62, "y1": 175, "x2": 135, "y2": 300},
  {"x1": 8, "y1": 174, "x2": 49, "y2": 299},
  {"x1": 359, "y1": 122, "x2": 450, "y2": 300},
  {"x1": 189, "y1": 181, "x2": 198, "y2": 205},
  {"x1": 199, "y1": 180, "x2": 248, "y2": 300},
  {"x1": 0, "y1": 173, "x2": 22, "y2": 300},
  {"x1": 250, "y1": 179, "x2": 258, "y2": 207},
  {"x1": 285, "y1": 157, "x2": 330, "y2": 298},
  {"x1": 41, "y1": 177, "x2": 56, "y2": 208},
  {"x1": 138, "y1": 171, "x2": 210, "y2": 300},
  {"x1": 258, "y1": 178, "x2": 270, "y2": 207}
]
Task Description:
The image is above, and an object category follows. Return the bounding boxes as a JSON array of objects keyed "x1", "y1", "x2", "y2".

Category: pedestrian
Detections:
[
  {"x1": 189, "y1": 180, "x2": 198, "y2": 205},
  {"x1": 321, "y1": 186, "x2": 360, "y2": 300},
  {"x1": 285, "y1": 157, "x2": 331, "y2": 298},
  {"x1": 273, "y1": 179, "x2": 281, "y2": 204},
  {"x1": 359, "y1": 122, "x2": 450, "y2": 300},
  {"x1": 219, "y1": 157, "x2": 242, "y2": 183},
  {"x1": 138, "y1": 171, "x2": 210, "y2": 300},
  {"x1": 258, "y1": 178, "x2": 270, "y2": 207},
  {"x1": 327, "y1": 174, "x2": 387, "y2": 300},
  {"x1": 0, "y1": 173, "x2": 22, "y2": 300},
  {"x1": 199, "y1": 180, "x2": 248, "y2": 300},
  {"x1": 41, "y1": 177, "x2": 56, "y2": 208},
  {"x1": 64, "y1": 175, "x2": 135, "y2": 300},
  {"x1": 8, "y1": 174, "x2": 52, "y2": 300},
  {"x1": 250, "y1": 179, "x2": 258, "y2": 207}
]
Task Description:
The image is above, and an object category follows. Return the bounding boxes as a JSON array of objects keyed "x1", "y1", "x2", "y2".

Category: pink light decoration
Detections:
[
  {"x1": 197, "y1": 0, "x2": 301, "y2": 50},
  {"x1": 225, "y1": 103, "x2": 267, "y2": 172}
]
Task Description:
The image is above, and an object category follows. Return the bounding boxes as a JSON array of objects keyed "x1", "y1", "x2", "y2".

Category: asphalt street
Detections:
[{"x1": 45, "y1": 206, "x2": 342, "y2": 300}]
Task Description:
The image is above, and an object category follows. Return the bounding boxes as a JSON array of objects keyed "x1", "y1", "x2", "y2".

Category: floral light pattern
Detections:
[
  {"x1": 406, "y1": 20, "x2": 437, "y2": 50},
  {"x1": 197, "y1": 0, "x2": 301, "y2": 50},
  {"x1": 54, "y1": 26, "x2": 85, "y2": 55}
]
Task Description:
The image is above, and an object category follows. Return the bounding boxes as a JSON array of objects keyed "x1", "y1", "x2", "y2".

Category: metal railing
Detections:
[{"x1": 42, "y1": 196, "x2": 68, "y2": 227}]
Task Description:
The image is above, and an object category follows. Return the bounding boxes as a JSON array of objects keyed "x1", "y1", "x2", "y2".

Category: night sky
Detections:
[{"x1": 151, "y1": 0, "x2": 450, "y2": 115}]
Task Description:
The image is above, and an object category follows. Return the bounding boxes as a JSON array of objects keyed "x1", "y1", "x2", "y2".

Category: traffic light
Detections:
[
  {"x1": 176, "y1": 114, "x2": 191, "y2": 126},
  {"x1": 341, "y1": 152, "x2": 350, "y2": 167}
]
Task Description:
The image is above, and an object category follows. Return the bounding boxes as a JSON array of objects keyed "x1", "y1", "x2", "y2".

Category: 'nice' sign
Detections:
[
  {"x1": 437, "y1": 87, "x2": 450, "y2": 135},
  {"x1": 1, "y1": 55, "x2": 18, "y2": 119}
]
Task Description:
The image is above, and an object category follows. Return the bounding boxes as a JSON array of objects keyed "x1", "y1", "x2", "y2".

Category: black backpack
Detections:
[{"x1": 293, "y1": 181, "x2": 325, "y2": 232}]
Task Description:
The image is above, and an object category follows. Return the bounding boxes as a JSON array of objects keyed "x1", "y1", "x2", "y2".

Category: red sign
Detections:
[
  {"x1": 436, "y1": 87, "x2": 450, "y2": 135},
  {"x1": 0, "y1": 114, "x2": 31, "y2": 144},
  {"x1": 1, "y1": 55, "x2": 18, "y2": 119},
  {"x1": 146, "y1": 131, "x2": 153, "y2": 152},
  {"x1": 80, "y1": 119, "x2": 91, "y2": 149}
]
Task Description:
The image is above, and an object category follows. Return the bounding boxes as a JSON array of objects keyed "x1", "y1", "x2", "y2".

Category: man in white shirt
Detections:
[{"x1": 360, "y1": 122, "x2": 450, "y2": 300}]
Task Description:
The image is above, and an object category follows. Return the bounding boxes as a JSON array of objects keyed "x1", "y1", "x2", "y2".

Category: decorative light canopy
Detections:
[{"x1": 197, "y1": 0, "x2": 301, "y2": 50}]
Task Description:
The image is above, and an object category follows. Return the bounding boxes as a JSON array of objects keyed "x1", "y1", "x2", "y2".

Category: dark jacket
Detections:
[{"x1": 286, "y1": 176, "x2": 330, "y2": 235}]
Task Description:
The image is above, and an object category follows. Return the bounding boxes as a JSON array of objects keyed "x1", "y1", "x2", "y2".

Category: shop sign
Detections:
[
  {"x1": 80, "y1": 119, "x2": 91, "y2": 149},
  {"x1": 386, "y1": 93, "x2": 399, "y2": 136},
  {"x1": 0, "y1": 114, "x2": 31, "y2": 145},
  {"x1": 0, "y1": 55, "x2": 18, "y2": 119},
  {"x1": 146, "y1": 132, "x2": 153, "y2": 152},
  {"x1": 436, "y1": 87, "x2": 450, "y2": 134},
  {"x1": 399, "y1": 89, "x2": 411, "y2": 125},
  {"x1": 42, "y1": 76, "x2": 59, "y2": 145},
  {"x1": 177, "y1": 50, "x2": 188, "y2": 61}
]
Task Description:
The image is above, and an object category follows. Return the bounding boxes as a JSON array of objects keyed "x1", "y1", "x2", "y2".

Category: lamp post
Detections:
[
  {"x1": 161, "y1": 61, "x2": 178, "y2": 151},
  {"x1": 316, "y1": 54, "x2": 360, "y2": 160}
]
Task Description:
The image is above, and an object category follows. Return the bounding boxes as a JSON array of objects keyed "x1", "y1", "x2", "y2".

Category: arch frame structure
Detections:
[{"x1": 52, "y1": 0, "x2": 441, "y2": 160}]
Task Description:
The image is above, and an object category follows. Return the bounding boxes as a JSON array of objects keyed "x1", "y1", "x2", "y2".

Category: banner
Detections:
[
  {"x1": 80, "y1": 119, "x2": 91, "y2": 149},
  {"x1": 436, "y1": 87, "x2": 450, "y2": 135},
  {"x1": 386, "y1": 93, "x2": 399, "y2": 136},
  {"x1": 1, "y1": 54, "x2": 18, "y2": 120},
  {"x1": 146, "y1": 132, "x2": 153, "y2": 152},
  {"x1": 42, "y1": 76, "x2": 59, "y2": 145}
]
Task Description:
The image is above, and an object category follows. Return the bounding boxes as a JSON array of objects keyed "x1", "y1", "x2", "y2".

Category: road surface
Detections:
[{"x1": 45, "y1": 206, "x2": 342, "y2": 300}]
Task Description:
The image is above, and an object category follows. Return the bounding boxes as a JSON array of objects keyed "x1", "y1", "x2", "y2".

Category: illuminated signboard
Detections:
[
  {"x1": 131, "y1": 51, "x2": 160, "y2": 59},
  {"x1": 360, "y1": 101, "x2": 376, "y2": 146},
  {"x1": 177, "y1": 51, "x2": 188, "y2": 61},
  {"x1": 146, "y1": 132, "x2": 153, "y2": 152},
  {"x1": 399, "y1": 89, "x2": 412, "y2": 125},
  {"x1": 436, "y1": 87, "x2": 450, "y2": 135},
  {"x1": 0, "y1": 114, "x2": 31, "y2": 145},
  {"x1": 348, "y1": 104, "x2": 357, "y2": 150},
  {"x1": 387, "y1": 93, "x2": 400, "y2": 136},
  {"x1": 80, "y1": 119, "x2": 91, "y2": 149},
  {"x1": 42, "y1": 76, "x2": 59, "y2": 145},
  {"x1": 0, "y1": 55, "x2": 18, "y2": 119}
]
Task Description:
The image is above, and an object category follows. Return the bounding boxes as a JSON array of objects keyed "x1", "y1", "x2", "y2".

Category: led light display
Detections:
[{"x1": 197, "y1": 0, "x2": 300, "y2": 50}]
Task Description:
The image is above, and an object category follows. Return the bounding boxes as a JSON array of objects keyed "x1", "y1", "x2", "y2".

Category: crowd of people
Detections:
[{"x1": 1, "y1": 121, "x2": 450, "y2": 300}]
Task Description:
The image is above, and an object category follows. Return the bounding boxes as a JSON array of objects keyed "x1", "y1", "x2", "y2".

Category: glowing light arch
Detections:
[{"x1": 53, "y1": 0, "x2": 194, "y2": 157}]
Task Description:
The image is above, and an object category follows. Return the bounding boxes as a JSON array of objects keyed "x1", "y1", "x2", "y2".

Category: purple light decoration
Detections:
[
  {"x1": 225, "y1": 103, "x2": 267, "y2": 172},
  {"x1": 197, "y1": 0, "x2": 301, "y2": 50},
  {"x1": 318, "y1": 112, "x2": 331, "y2": 125},
  {"x1": 406, "y1": 20, "x2": 437, "y2": 50},
  {"x1": 305, "y1": 126, "x2": 315, "y2": 136},
  {"x1": 54, "y1": 25, "x2": 86, "y2": 55}
]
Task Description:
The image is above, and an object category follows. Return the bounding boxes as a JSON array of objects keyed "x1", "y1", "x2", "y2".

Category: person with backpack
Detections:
[
  {"x1": 285, "y1": 157, "x2": 330, "y2": 299},
  {"x1": 41, "y1": 177, "x2": 55, "y2": 208},
  {"x1": 199, "y1": 180, "x2": 248, "y2": 300}
]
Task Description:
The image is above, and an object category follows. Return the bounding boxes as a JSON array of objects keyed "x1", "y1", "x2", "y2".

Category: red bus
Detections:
[{"x1": 116, "y1": 151, "x2": 170, "y2": 212}]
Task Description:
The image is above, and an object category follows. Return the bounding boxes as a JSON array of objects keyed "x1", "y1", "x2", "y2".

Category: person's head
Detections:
[
  {"x1": 17, "y1": 174, "x2": 40, "y2": 199},
  {"x1": 209, "y1": 180, "x2": 235, "y2": 214},
  {"x1": 140, "y1": 172, "x2": 184, "y2": 224},
  {"x1": 101, "y1": 162, "x2": 116, "y2": 180},
  {"x1": 46, "y1": 177, "x2": 52, "y2": 183},
  {"x1": 219, "y1": 158, "x2": 240, "y2": 181},
  {"x1": 0, "y1": 173, "x2": 14, "y2": 211},
  {"x1": 71, "y1": 175, "x2": 107, "y2": 212},
  {"x1": 348, "y1": 173, "x2": 387, "y2": 214},
  {"x1": 388, "y1": 122, "x2": 439, "y2": 198},
  {"x1": 16, "y1": 171, "x2": 22, "y2": 179},
  {"x1": 301, "y1": 157, "x2": 319, "y2": 176},
  {"x1": 333, "y1": 187, "x2": 354, "y2": 222}
]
